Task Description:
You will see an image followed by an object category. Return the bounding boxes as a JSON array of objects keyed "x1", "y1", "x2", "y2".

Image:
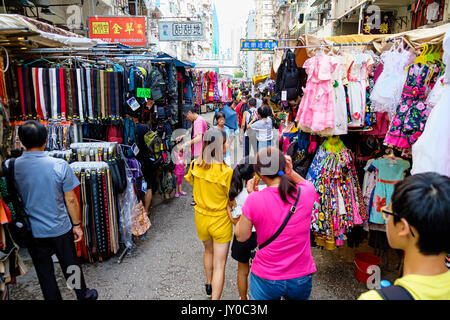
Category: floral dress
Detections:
[
  {"x1": 384, "y1": 64, "x2": 431, "y2": 148},
  {"x1": 369, "y1": 158, "x2": 410, "y2": 224}
]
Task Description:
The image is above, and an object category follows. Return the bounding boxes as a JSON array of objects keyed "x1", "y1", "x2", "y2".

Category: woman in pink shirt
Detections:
[{"x1": 235, "y1": 147, "x2": 318, "y2": 300}]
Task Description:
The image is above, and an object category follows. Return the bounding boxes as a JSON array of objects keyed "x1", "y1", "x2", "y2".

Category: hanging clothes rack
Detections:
[{"x1": 275, "y1": 42, "x2": 374, "y2": 50}]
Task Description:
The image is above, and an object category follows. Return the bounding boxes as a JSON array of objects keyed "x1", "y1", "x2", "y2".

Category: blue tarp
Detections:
[{"x1": 157, "y1": 53, "x2": 196, "y2": 68}]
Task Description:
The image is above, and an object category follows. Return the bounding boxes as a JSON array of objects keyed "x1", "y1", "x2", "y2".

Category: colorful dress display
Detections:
[
  {"x1": 384, "y1": 63, "x2": 431, "y2": 149},
  {"x1": 307, "y1": 137, "x2": 367, "y2": 250},
  {"x1": 295, "y1": 54, "x2": 337, "y2": 135},
  {"x1": 369, "y1": 157, "x2": 410, "y2": 224}
]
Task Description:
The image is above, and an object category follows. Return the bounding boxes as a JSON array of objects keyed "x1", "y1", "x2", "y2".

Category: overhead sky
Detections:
[{"x1": 213, "y1": 0, "x2": 255, "y2": 52}]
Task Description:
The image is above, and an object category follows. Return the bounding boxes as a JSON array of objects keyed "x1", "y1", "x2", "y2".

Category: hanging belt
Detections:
[
  {"x1": 96, "y1": 170, "x2": 107, "y2": 257},
  {"x1": 106, "y1": 71, "x2": 112, "y2": 119},
  {"x1": 86, "y1": 68, "x2": 93, "y2": 120},
  {"x1": 81, "y1": 69, "x2": 89, "y2": 121},
  {"x1": 91, "y1": 169, "x2": 102, "y2": 257},
  {"x1": 102, "y1": 170, "x2": 111, "y2": 256},
  {"x1": 49, "y1": 68, "x2": 58, "y2": 119},
  {"x1": 110, "y1": 72, "x2": 115, "y2": 121},
  {"x1": 55, "y1": 68, "x2": 62, "y2": 119},
  {"x1": 92, "y1": 69, "x2": 98, "y2": 121},
  {"x1": 71, "y1": 69, "x2": 79, "y2": 120},
  {"x1": 96, "y1": 70, "x2": 101, "y2": 121},
  {"x1": 76, "y1": 69, "x2": 84, "y2": 122},
  {"x1": 114, "y1": 72, "x2": 120, "y2": 121},
  {"x1": 43, "y1": 69, "x2": 51, "y2": 119},
  {"x1": 22, "y1": 68, "x2": 31, "y2": 119},
  {"x1": 100, "y1": 70, "x2": 105, "y2": 120},
  {"x1": 65, "y1": 69, "x2": 73, "y2": 120},
  {"x1": 59, "y1": 68, "x2": 66, "y2": 119},
  {"x1": 117, "y1": 72, "x2": 124, "y2": 120},
  {"x1": 38, "y1": 68, "x2": 47, "y2": 119},
  {"x1": 17, "y1": 67, "x2": 25, "y2": 119}
]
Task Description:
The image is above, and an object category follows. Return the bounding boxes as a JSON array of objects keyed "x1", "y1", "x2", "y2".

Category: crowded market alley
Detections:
[{"x1": 1, "y1": 0, "x2": 449, "y2": 303}]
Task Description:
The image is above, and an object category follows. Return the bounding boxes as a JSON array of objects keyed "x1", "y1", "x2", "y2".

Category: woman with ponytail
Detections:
[
  {"x1": 235, "y1": 147, "x2": 319, "y2": 300},
  {"x1": 185, "y1": 128, "x2": 233, "y2": 300}
]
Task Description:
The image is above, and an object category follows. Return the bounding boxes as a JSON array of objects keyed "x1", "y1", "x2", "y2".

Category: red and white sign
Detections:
[{"x1": 89, "y1": 16, "x2": 147, "y2": 47}]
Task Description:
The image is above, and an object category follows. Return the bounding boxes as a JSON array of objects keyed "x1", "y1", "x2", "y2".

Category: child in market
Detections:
[
  {"x1": 174, "y1": 144, "x2": 187, "y2": 198},
  {"x1": 228, "y1": 156, "x2": 262, "y2": 300}
]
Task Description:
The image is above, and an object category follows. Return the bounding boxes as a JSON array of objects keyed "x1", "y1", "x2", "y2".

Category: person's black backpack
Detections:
[
  {"x1": 1, "y1": 159, "x2": 33, "y2": 248},
  {"x1": 376, "y1": 285, "x2": 415, "y2": 300}
]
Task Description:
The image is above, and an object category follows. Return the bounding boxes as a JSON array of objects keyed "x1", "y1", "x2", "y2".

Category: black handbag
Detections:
[
  {"x1": 3, "y1": 158, "x2": 33, "y2": 248},
  {"x1": 250, "y1": 186, "x2": 301, "y2": 259}
]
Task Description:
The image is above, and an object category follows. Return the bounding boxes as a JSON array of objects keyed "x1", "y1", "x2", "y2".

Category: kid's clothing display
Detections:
[{"x1": 368, "y1": 157, "x2": 410, "y2": 224}]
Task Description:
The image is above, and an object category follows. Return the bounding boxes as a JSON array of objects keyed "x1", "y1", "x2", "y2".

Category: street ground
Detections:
[{"x1": 9, "y1": 112, "x2": 399, "y2": 300}]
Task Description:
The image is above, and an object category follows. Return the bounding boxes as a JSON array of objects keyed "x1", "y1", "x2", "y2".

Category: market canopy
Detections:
[
  {"x1": 0, "y1": 14, "x2": 104, "y2": 49},
  {"x1": 157, "y1": 53, "x2": 196, "y2": 68}
]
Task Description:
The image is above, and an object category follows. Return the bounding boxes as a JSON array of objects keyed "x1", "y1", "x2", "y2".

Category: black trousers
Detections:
[{"x1": 27, "y1": 230, "x2": 88, "y2": 300}]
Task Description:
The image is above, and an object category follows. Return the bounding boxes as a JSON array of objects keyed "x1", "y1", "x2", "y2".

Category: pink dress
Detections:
[
  {"x1": 174, "y1": 152, "x2": 186, "y2": 186},
  {"x1": 295, "y1": 54, "x2": 337, "y2": 135}
]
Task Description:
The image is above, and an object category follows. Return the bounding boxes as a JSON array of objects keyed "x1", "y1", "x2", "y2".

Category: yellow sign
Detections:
[{"x1": 92, "y1": 22, "x2": 109, "y2": 35}]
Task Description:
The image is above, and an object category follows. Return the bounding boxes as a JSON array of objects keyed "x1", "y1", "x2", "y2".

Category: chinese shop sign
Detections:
[
  {"x1": 158, "y1": 21, "x2": 205, "y2": 41},
  {"x1": 240, "y1": 39, "x2": 279, "y2": 51},
  {"x1": 361, "y1": 11, "x2": 393, "y2": 35},
  {"x1": 89, "y1": 16, "x2": 147, "y2": 46}
]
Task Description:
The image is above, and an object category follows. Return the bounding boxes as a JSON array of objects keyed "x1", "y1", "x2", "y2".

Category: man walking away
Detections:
[{"x1": 11, "y1": 120, "x2": 97, "y2": 300}]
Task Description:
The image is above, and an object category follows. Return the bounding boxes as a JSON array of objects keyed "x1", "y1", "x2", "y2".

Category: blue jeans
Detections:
[
  {"x1": 249, "y1": 272, "x2": 313, "y2": 300},
  {"x1": 257, "y1": 140, "x2": 272, "y2": 151}
]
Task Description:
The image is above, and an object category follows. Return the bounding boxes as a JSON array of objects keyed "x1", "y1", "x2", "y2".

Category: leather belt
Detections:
[
  {"x1": 17, "y1": 67, "x2": 26, "y2": 119},
  {"x1": 65, "y1": 69, "x2": 73, "y2": 120}
]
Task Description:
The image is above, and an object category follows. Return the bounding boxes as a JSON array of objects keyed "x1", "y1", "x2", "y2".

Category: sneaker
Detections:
[
  {"x1": 180, "y1": 191, "x2": 187, "y2": 196},
  {"x1": 83, "y1": 288, "x2": 98, "y2": 300},
  {"x1": 191, "y1": 201, "x2": 196, "y2": 206},
  {"x1": 175, "y1": 193, "x2": 180, "y2": 198},
  {"x1": 205, "y1": 284, "x2": 212, "y2": 296}
]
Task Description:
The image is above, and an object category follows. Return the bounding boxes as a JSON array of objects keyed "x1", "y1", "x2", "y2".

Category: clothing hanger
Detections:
[{"x1": 415, "y1": 44, "x2": 429, "y2": 65}]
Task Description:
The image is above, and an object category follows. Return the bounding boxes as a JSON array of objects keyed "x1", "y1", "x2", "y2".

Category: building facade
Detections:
[
  {"x1": 274, "y1": 0, "x2": 450, "y2": 39},
  {"x1": 254, "y1": 0, "x2": 277, "y2": 75}
]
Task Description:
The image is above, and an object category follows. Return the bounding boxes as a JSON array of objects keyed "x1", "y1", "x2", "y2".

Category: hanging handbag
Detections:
[
  {"x1": 131, "y1": 201, "x2": 151, "y2": 237},
  {"x1": 250, "y1": 186, "x2": 301, "y2": 259}
]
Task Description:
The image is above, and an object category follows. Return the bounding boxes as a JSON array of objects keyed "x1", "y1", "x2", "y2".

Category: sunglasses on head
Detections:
[{"x1": 381, "y1": 206, "x2": 415, "y2": 238}]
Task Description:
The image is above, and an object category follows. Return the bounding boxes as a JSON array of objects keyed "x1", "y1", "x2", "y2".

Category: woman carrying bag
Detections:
[{"x1": 235, "y1": 147, "x2": 319, "y2": 300}]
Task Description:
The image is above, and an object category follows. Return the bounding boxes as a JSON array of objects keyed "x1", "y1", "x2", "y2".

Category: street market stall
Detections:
[{"x1": 269, "y1": 23, "x2": 450, "y2": 277}]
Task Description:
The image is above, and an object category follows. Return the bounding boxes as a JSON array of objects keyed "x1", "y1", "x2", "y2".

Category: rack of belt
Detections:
[
  {"x1": 70, "y1": 161, "x2": 120, "y2": 263},
  {"x1": 70, "y1": 142, "x2": 127, "y2": 196},
  {"x1": 46, "y1": 120, "x2": 74, "y2": 151},
  {"x1": 48, "y1": 149, "x2": 72, "y2": 162},
  {"x1": 15, "y1": 66, "x2": 125, "y2": 123}
]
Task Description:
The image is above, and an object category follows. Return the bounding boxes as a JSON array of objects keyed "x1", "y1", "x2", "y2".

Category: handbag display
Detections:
[{"x1": 131, "y1": 201, "x2": 151, "y2": 237}]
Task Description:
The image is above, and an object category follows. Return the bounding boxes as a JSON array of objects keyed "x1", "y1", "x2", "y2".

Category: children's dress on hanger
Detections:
[
  {"x1": 295, "y1": 53, "x2": 337, "y2": 135},
  {"x1": 384, "y1": 63, "x2": 431, "y2": 149},
  {"x1": 331, "y1": 55, "x2": 348, "y2": 135},
  {"x1": 369, "y1": 157, "x2": 410, "y2": 224},
  {"x1": 370, "y1": 46, "x2": 413, "y2": 120}
]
